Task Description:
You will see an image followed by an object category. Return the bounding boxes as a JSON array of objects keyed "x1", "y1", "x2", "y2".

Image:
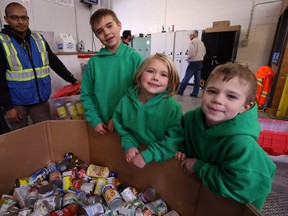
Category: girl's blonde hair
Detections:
[
  {"x1": 133, "y1": 53, "x2": 180, "y2": 97},
  {"x1": 204, "y1": 62, "x2": 257, "y2": 103}
]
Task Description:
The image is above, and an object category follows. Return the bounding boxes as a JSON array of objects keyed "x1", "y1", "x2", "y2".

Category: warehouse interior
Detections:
[{"x1": 0, "y1": 0, "x2": 288, "y2": 215}]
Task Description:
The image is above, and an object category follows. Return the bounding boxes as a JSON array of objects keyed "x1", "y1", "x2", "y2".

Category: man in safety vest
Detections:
[{"x1": 0, "y1": 2, "x2": 80, "y2": 131}]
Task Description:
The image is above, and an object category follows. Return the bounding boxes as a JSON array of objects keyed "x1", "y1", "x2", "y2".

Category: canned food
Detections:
[
  {"x1": 102, "y1": 184, "x2": 123, "y2": 212},
  {"x1": 94, "y1": 177, "x2": 107, "y2": 196},
  {"x1": 78, "y1": 203, "x2": 104, "y2": 216},
  {"x1": 87, "y1": 164, "x2": 110, "y2": 178},
  {"x1": 63, "y1": 193, "x2": 77, "y2": 207},
  {"x1": 62, "y1": 175, "x2": 72, "y2": 191},
  {"x1": 65, "y1": 101, "x2": 79, "y2": 119},
  {"x1": 121, "y1": 187, "x2": 137, "y2": 203},
  {"x1": 67, "y1": 188, "x2": 86, "y2": 201},
  {"x1": 81, "y1": 182, "x2": 95, "y2": 195},
  {"x1": 25, "y1": 188, "x2": 39, "y2": 207},
  {"x1": 49, "y1": 170, "x2": 63, "y2": 189}
]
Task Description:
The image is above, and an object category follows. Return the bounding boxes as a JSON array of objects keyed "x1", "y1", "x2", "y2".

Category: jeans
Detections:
[{"x1": 178, "y1": 61, "x2": 203, "y2": 96}]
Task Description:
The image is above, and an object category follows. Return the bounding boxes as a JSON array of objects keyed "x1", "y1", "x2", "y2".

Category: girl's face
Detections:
[
  {"x1": 201, "y1": 75, "x2": 253, "y2": 127},
  {"x1": 139, "y1": 58, "x2": 169, "y2": 100},
  {"x1": 92, "y1": 15, "x2": 121, "y2": 53}
]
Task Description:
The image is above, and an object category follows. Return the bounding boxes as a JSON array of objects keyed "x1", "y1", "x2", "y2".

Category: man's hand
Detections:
[{"x1": 5, "y1": 108, "x2": 21, "y2": 123}]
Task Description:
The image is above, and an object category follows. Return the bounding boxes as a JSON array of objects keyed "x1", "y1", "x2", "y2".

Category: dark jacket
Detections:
[{"x1": 0, "y1": 25, "x2": 77, "y2": 112}]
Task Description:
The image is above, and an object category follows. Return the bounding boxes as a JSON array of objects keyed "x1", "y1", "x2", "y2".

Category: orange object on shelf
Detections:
[
  {"x1": 257, "y1": 118, "x2": 288, "y2": 156},
  {"x1": 52, "y1": 84, "x2": 80, "y2": 98}
]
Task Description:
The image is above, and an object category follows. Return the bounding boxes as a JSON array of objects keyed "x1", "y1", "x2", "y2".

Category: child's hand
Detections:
[
  {"x1": 180, "y1": 158, "x2": 197, "y2": 174},
  {"x1": 132, "y1": 153, "x2": 146, "y2": 169},
  {"x1": 94, "y1": 122, "x2": 108, "y2": 135},
  {"x1": 126, "y1": 148, "x2": 139, "y2": 163},
  {"x1": 175, "y1": 151, "x2": 186, "y2": 161},
  {"x1": 107, "y1": 119, "x2": 115, "y2": 133}
]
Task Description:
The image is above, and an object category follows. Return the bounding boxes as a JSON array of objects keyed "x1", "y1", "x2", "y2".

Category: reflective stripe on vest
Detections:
[
  {"x1": 257, "y1": 78, "x2": 263, "y2": 87},
  {"x1": 31, "y1": 33, "x2": 49, "y2": 65},
  {"x1": 0, "y1": 33, "x2": 49, "y2": 81},
  {"x1": 0, "y1": 34, "x2": 22, "y2": 71}
]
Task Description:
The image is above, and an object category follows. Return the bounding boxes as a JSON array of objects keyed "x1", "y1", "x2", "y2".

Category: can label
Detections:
[
  {"x1": 65, "y1": 101, "x2": 79, "y2": 118},
  {"x1": 121, "y1": 187, "x2": 137, "y2": 203},
  {"x1": 81, "y1": 203, "x2": 104, "y2": 215},
  {"x1": 63, "y1": 175, "x2": 72, "y2": 190},
  {"x1": 81, "y1": 182, "x2": 95, "y2": 195},
  {"x1": 63, "y1": 193, "x2": 77, "y2": 207},
  {"x1": 56, "y1": 106, "x2": 69, "y2": 119},
  {"x1": 75, "y1": 100, "x2": 84, "y2": 115},
  {"x1": 87, "y1": 164, "x2": 109, "y2": 178},
  {"x1": 94, "y1": 177, "x2": 107, "y2": 196},
  {"x1": 102, "y1": 184, "x2": 123, "y2": 211}
]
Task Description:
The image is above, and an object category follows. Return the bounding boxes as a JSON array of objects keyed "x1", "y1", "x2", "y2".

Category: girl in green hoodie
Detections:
[
  {"x1": 113, "y1": 53, "x2": 184, "y2": 168},
  {"x1": 176, "y1": 62, "x2": 276, "y2": 210}
]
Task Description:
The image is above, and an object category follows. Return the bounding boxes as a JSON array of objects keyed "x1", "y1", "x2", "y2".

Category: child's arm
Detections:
[
  {"x1": 126, "y1": 147, "x2": 139, "y2": 162},
  {"x1": 132, "y1": 153, "x2": 146, "y2": 169},
  {"x1": 94, "y1": 122, "x2": 109, "y2": 135},
  {"x1": 141, "y1": 103, "x2": 185, "y2": 164},
  {"x1": 80, "y1": 63, "x2": 103, "y2": 129},
  {"x1": 113, "y1": 99, "x2": 139, "y2": 151},
  {"x1": 180, "y1": 158, "x2": 197, "y2": 174}
]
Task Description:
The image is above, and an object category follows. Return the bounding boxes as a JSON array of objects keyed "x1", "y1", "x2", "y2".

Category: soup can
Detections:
[{"x1": 102, "y1": 184, "x2": 123, "y2": 212}]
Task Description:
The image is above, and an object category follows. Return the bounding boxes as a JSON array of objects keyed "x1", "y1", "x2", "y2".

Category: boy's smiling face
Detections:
[
  {"x1": 201, "y1": 75, "x2": 253, "y2": 127},
  {"x1": 92, "y1": 15, "x2": 122, "y2": 53}
]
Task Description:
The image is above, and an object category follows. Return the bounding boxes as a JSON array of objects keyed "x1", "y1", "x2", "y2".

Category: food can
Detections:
[
  {"x1": 72, "y1": 179, "x2": 84, "y2": 190},
  {"x1": 18, "y1": 207, "x2": 33, "y2": 216},
  {"x1": 67, "y1": 188, "x2": 87, "y2": 201},
  {"x1": 75, "y1": 100, "x2": 84, "y2": 115},
  {"x1": 63, "y1": 192, "x2": 77, "y2": 207},
  {"x1": 80, "y1": 182, "x2": 95, "y2": 195},
  {"x1": 49, "y1": 170, "x2": 63, "y2": 189},
  {"x1": 62, "y1": 175, "x2": 72, "y2": 191},
  {"x1": 102, "y1": 184, "x2": 123, "y2": 212},
  {"x1": 25, "y1": 187, "x2": 39, "y2": 207},
  {"x1": 56, "y1": 105, "x2": 69, "y2": 120},
  {"x1": 65, "y1": 101, "x2": 79, "y2": 119},
  {"x1": 120, "y1": 187, "x2": 137, "y2": 203},
  {"x1": 163, "y1": 210, "x2": 180, "y2": 216},
  {"x1": 87, "y1": 164, "x2": 110, "y2": 178},
  {"x1": 78, "y1": 203, "x2": 104, "y2": 215},
  {"x1": 38, "y1": 184, "x2": 56, "y2": 198},
  {"x1": 94, "y1": 177, "x2": 107, "y2": 196},
  {"x1": 15, "y1": 177, "x2": 29, "y2": 188}
]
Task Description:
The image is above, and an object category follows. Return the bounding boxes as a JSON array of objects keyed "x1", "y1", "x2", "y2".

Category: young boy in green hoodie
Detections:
[
  {"x1": 80, "y1": 9, "x2": 142, "y2": 135},
  {"x1": 176, "y1": 62, "x2": 276, "y2": 210},
  {"x1": 113, "y1": 53, "x2": 184, "y2": 168}
]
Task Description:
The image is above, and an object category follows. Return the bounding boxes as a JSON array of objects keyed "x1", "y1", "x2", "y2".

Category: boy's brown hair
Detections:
[
  {"x1": 90, "y1": 8, "x2": 120, "y2": 31},
  {"x1": 133, "y1": 53, "x2": 180, "y2": 97},
  {"x1": 204, "y1": 62, "x2": 257, "y2": 104}
]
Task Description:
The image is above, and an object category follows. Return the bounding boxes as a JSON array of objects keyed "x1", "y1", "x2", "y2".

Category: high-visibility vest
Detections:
[
  {"x1": 0, "y1": 33, "x2": 51, "y2": 105},
  {"x1": 255, "y1": 66, "x2": 274, "y2": 108}
]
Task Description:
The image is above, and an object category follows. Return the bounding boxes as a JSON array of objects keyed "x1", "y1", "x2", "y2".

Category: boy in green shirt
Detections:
[
  {"x1": 176, "y1": 62, "x2": 276, "y2": 210},
  {"x1": 81, "y1": 9, "x2": 142, "y2": 134}
]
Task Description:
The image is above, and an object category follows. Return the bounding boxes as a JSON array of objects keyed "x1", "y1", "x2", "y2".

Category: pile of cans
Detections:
[
  {"x1": 0, "y1": 153, "x2": 179, "y2": 216},
  {"x1": 54, "y1": 98, "x2": 84, "y2": 120}
]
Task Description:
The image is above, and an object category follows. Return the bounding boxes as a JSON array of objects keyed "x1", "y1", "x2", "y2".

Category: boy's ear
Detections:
[{"x1": 241, "y1": 101, "x2": 254, "y2": 113}]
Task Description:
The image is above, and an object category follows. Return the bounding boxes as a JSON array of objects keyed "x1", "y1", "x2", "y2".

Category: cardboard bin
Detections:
[{"x1": 0, "y1": 121, "x2": 262, "y2": 216}]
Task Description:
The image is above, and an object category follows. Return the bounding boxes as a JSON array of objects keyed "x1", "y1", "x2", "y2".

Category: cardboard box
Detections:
[
  {"x1": 213, "y1": 20, "x2": 231, "y2": 28},
  {"x1": 0, "y1": 121, "x2": 261, "y2": 216}
]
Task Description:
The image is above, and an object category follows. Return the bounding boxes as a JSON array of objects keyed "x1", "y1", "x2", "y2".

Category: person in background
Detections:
[
  {"x1": 121, "y1": 30, "x2": 132, "y2": 46},
  {"x1": 0, "y1": 2, "x2": 80, "y2": 131},
  {"x1": 81, "y1": 9, "x2": 142, "y2": 135},
  {"x1": 113, "y1": 53, "x2": 184, "y2": 168},
  {"x1": 177, "y1": 30, "x2": 206, "y2": 97},
  {"x1": 175, "y1": 62, "x2": 276, "y2": 210}
]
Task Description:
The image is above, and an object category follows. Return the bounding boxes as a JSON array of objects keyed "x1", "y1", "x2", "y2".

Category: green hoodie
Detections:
[
  {"x1": 113, "y1": 87, "x2": 185, "y2": 164},
  {"x1": 182, "y1": 104, "x2": 276, "y2": 210},
  {"x1": 80, "y1": 43, "x2": 142, "y2": 127}
]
